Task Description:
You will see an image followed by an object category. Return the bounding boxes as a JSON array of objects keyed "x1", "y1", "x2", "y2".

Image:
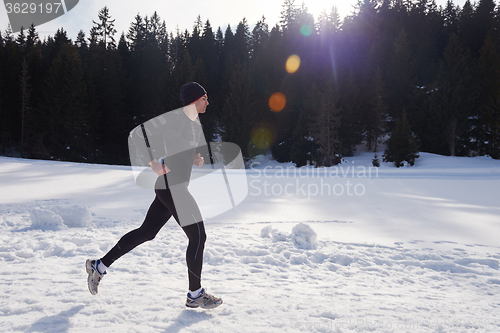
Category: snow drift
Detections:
[{"x1": 30, "y1": 204, "x2": 92, "y2": 230}]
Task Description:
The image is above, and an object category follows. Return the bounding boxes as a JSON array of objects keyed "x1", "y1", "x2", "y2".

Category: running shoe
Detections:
[
  {"x1": 86, "y1": 259, "x2": 106, "y2": 295},
  {"x1": 185, "y1": 288, "x2": 223, "y2": 309}
]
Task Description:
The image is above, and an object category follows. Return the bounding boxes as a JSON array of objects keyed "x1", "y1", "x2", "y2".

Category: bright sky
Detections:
[{"x1": 1, "y1": 0, "x2": 470, "y2": 41}]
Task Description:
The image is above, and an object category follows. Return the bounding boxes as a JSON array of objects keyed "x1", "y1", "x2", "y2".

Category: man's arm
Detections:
[
  {"x1": 150, "y1": 159, "x2": 171, "y2": 176},
  {"x1": 139, "y1": 123, "x2": 172, "y2": 176}
]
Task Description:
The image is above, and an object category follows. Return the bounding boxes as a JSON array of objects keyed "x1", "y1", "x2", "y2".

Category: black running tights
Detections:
[{"x1": 100, "y1": 185, "x2": 206, "y2": 291}]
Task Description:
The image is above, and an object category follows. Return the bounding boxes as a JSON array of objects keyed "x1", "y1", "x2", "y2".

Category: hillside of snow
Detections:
[{"x1": 0, "y1": 152, "x2": 499, "y2": 332}]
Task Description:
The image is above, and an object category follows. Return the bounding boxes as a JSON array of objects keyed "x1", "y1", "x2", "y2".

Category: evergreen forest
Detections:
[{"x1": 1, "y1": 0, "x2": 500, "y2": 167}]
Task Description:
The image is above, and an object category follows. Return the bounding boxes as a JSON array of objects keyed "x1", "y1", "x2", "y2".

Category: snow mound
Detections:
[
  {"x1": 30, "y1": 205, "x2": 92, "y2": 230},
  {"x1": 260, "y1": 225, "x2": 273, "y2": 238},
  {"x1": 291, "y1": 222, "x2": 317, "y2": 249},
  {"x1": 30, "y1": 208, "x2": 66, "y2": 230},
  {"x1": 261, "y1": 222, "x2": 317, "y2": 249}
]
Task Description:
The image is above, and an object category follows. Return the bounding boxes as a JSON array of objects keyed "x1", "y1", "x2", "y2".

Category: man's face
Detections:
[{"x1": 194, "y1": 94, "x2": 209, "y2": 114}]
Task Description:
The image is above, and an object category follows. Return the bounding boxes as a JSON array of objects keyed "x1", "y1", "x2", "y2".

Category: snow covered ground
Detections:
[{"x1": 0, "y1": 152, "x2": 499, "y2": 332}]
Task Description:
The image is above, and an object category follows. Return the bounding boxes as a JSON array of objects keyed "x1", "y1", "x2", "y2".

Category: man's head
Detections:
[
  {"x1": 180, "y1": 82, "x2": 207, "y2": 106},
  {"x1": 180, "y1": 82, "x2": 208, "y2": 115}
]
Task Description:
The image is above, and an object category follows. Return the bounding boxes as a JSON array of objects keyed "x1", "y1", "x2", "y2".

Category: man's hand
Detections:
[
  {"x1": 149, "y1": 159, "x2": 170, "y2": 176},
  {"x1": 194, "y1": 153, "x2": 204, "y2": 167}
]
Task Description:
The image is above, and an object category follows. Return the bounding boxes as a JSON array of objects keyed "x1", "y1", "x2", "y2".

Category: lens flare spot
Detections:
[
  {"x1": 286, "y1": 55, "x2": 301, "y2": 74},
  {"x1": 252, "y1": 127, "x2": 274, "y2": 150},
  {"x1": 300, "y1": 24, "x2": 313, "y2": 36},
  {"x1": 269, "y1": 92, "x2": 286, "y2": 112}
]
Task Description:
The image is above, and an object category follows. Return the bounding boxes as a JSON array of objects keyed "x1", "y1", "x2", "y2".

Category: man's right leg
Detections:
[
  {"x1": 87, "y1": 195, "x2": 172, "y2": 295},
  {"x1": 100, "y1": 195, "x2": 172, "y2": 267}
]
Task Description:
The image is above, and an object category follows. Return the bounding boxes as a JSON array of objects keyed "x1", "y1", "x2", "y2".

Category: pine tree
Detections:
[
  {"x1": 365, "y1": 67, "x2": 387, "y2": 152},
  {"x1": 19, "y1": 24, "x2": 43, "y2": 158},
  {"x1": 280, "y1": 0, "x2": 299, "y2": 33},
  {"x1": 471, "y1": 0, "x2": 496, "y2": 56},
  {"x1": 383, "y1": 110, "x2": 419, "y2": 167},
  {"x1": 40, "y1": 44, "x2": 88, "y2": 161},
  {"x1": 251, "y1": 16, "x2": 269, "y2": 56},
  {"x1": 443, "y1": 0, "x2": 459, "y2": 34},
  {"x1": 458, "y1": 1, "x2": 475, "y2": 55},
  {"x1": 75, "y1": 30, "x2": 87, "y2": 49},
  {"x1": 117, "y1": 33, "x2": 129, "y2": 59},
  {"x1": 26, "y1": 24, "x2": 39, "y2": 49},
  {"x1": 168, "y1": 27, "x2": 186, "y2": 71},
  {"x1": 16, "y1": 26, "x2": 26, "y2": 48},
  {"x1": 220, "y1": 62, "x2": 257, "y2": 159},
  {"x1": 433, "y1": 33, "x2": 475, "y2": 156},
  {"x1": 91, "y1": 6, "x2": 117, "y2": 49},
  {"x1": 147, "y1": 11, "x2": 168, "y2": 50},
  {"x1": 87, "y1": 39, "x2": 128, "y2": 164},
  {"x1": 193, "y1": 58, "x2": 208, "y2": 91},
  {"x1": 172, "y1": 51, "x2": 195, "y2": 93},
  {"x1": 19, "y1": 58, "x2": 31, "y2": 158},
  {"x1": 124, "y1": 12, "x2": 167, "y2": 124},
  {"x1": 330, "y1": 6, "x2": 342, "y2": 34},
  {"x1": 339, "y1": 71, "x2": 363, "y2": 156},
  {"x1": 386, "y1": 29, "x2": 416, "y2": 121},
  {"x1": 475, "y1": 36, "x2": 500, "y2": 158},
  {"x1": 187, "y1": 15, "x2": 203, "y2": 63},
  {"x1": 233, "y1": 18, "x2": 251, "y2": 65},
  {"x1": 308, "y1": 81, "x2": 342, "y2": 166},
  {"x1": 290, "y1": 103, "x2": 318, "y2": 167},
  {"x1": 1, "y1": 25, "x2": 21, "y2": 156},
  {"x1": 127, "y1": 14, "x2": 145, "y2": 52},
  {"x1": 249, "y1": 18, "x2": 272, "y2": 96},
  {"x1": 200, "y1": 20, "x2": 217, "y2": 86}
]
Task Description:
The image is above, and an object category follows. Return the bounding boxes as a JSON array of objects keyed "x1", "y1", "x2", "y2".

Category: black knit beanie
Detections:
[{"x1": 180, "y1": 82, "x2": 207, "y2": 106}]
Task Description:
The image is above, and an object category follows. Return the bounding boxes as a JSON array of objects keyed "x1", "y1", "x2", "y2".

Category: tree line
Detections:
[{"x1": 1, "y1": 0, "x2": 499, "y2": 167}]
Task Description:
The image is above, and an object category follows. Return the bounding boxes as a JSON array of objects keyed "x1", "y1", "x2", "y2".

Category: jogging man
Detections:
[{"x1": 86, "y1": 82, "x2": 222, "y2": 309}]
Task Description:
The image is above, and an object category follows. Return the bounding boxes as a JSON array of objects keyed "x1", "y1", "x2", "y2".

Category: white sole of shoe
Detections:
[
  {"x1": 185, "y1": 299, "x2": 223, "y2": 309},
  {"x1": 86, "y1": 259, "x2": 98, "y2": 295}
]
